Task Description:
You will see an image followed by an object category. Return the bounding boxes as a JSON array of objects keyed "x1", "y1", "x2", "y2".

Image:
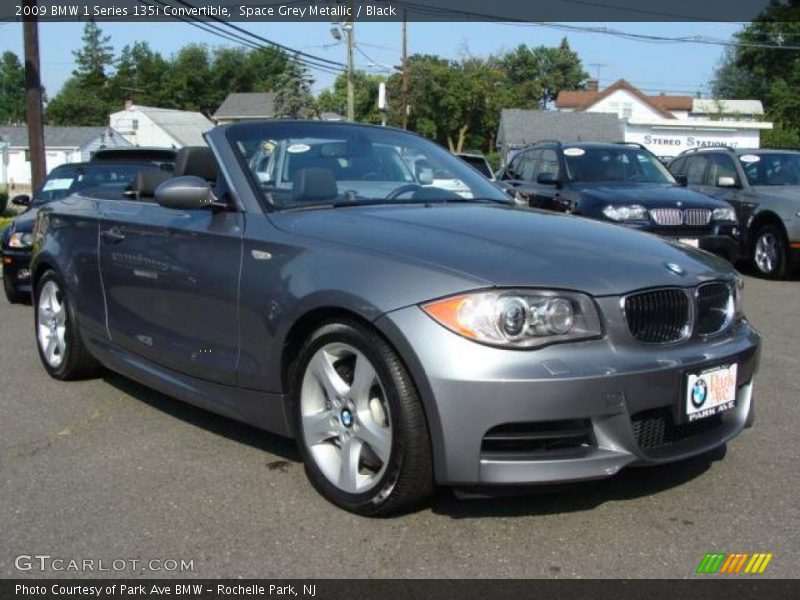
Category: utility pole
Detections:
[
  {"x1": 401, "y1": 11, "x2": 408, "y2": 129},
  {"x1": 23, "y1": 0, "x2": 46, "y2": 190},
  {"x1": 344, "y1": 14, "x2": 355, "y2": 122}
]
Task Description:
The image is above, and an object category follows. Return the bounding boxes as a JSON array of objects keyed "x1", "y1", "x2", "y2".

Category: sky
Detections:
[{"x1": 0, "y1": 20, "x2": 746, "y2": 102}]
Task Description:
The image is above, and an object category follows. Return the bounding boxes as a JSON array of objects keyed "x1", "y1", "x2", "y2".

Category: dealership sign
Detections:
[{"x1": 625, "y1": 127, "x2": 761, "y2": 157}]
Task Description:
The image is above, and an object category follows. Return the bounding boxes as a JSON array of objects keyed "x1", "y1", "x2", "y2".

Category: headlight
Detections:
[
  {"x1": 422, "y1": 290, "x2": 603, "y2": 348},
  {"x1": 602, "y1": 204, "x2": 649, "y2": 221},
  {"x1": 8, "y1": 232, "x2": 33, "y2": 248},
  {"x1": 712, "y1": 207, "x2": 736, "y2": 222}
]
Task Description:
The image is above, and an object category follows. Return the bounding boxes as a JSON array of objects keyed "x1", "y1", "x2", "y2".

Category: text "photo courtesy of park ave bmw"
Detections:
[{"x1": 28, "y1": 121, "x2": 760, "y2": 516}]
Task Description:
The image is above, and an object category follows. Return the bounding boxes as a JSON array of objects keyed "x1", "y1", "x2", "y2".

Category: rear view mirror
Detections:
[
  {"x1": 415, "y1": 160, "x2": 434, "y2": 185},
  {"x1": 12, "y1": 194, "x2": 31, "y2": 207},
  {"x1": 155, "y1": 176, "x2": 214, "y2": 210},
  {"x1": 717, "y1": 176, "x2": 738, "y2": 188}
]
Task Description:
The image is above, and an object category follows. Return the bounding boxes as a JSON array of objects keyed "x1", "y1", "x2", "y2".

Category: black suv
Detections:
[
  {"x1": 497, "y1": 141, "x2": 740, "y2": 261},
  {"x1": 669, "y1": 147, "x2": 800, "y2": 279}
]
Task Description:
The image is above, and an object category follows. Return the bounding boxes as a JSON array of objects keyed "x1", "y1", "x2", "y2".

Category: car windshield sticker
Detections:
[
  {"x1": 740, "y1": 154, "x2": 761, "y2": 163},
  {"x1": 41, "y1": 178, "x2": 74, "y2": 191},
  {"x1": 563, "y1": 148, "x2": 585, "y2": 157},
  {"x1": 287, "y1": 144, "x2": 311, "y2": 154}
]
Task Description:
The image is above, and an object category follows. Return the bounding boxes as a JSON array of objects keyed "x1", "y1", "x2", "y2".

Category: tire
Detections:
[
  {"x1": 289, "y1": 320, "x2": 433, "y2": 516},
  {"x1": 34, "y1": 270, "x2": 101, "y2": 380},
  {"x1": 751, "y1": 224, "x2": 788, "y2": 279},
  {"x1": 3, "y1": 270, "x2": 26, "y2": 304}
]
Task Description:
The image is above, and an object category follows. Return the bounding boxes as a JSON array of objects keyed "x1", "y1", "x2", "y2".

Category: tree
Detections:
[
  {"x1": 708, "y1": 1, "x2": 800, "y2": 147},
  {"x1": 162, "y1": 44, "x2": 213, "y2": 113},
  {"x1": 273, "y1": 58, "x2": 317, "y2": 119},
  {"x1": 48, "y1": 22, "x2": 114, "y2": 124},
  {"x1": 0, "y1": 51, "x2": 26, "y2": 124},
  {"x1": 500, "y1": 38, "x2": 588, "y2": 109},
  {"x1": 108, "y1": 42, "x2": 170, "y2": 108},
  {"x1": 317, "y1": 70, "x2": 385, "y2": 123}
]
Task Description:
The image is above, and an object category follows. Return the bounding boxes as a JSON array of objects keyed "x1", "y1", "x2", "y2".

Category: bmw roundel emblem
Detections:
[
  {"x1": 665, "y1": 262, "x2": 685, "y2": 276},
  {"x1": 340, "y1": 409, "x2": 353, "y2": 428},
  {"x1": 691, "y1": 379, "x2": 708, "y2": 408}
]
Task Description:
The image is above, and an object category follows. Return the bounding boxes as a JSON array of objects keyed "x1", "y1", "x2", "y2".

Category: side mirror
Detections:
[
  {"x1": 415, "y1": 160, "x2": 434, "y2": 185},
  {"x1": 717, "y1": 176, "x2": 738, "y2": 188},
  {"x1": 12, "y1": 194, "x2": 31, "y2": 207},
  {"x1": 536, "y1": 172, "x2": 559, "y2": 186},
  {"x1": 674, "y1": 174, "x2": 688, "y2": 187},
  {"x1": 155, "y1": 176, "x2": 214, "y2": 210}
]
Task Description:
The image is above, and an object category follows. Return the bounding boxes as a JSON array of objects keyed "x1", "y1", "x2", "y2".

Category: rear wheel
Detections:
[
  {"x1": 751, "y1": 224, "x2": 788, "y2": 279},
  {"x1": 290, "y1": 320, "x2": 433, "y2": 516},
  {"x1": 34, "y1": 270, "x2": 101, "y2": 380}
]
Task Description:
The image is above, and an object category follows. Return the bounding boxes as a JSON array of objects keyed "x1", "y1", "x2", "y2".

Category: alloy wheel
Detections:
[
  {"x1": 37, "y1": 280, "x2": 67, "y2": 368},
  {"x1": 300, "y1": 342, "x2": 392, "y2": 494},
  {"x1": 754, "y1": 231, "x2": 779, "y2": 274}
]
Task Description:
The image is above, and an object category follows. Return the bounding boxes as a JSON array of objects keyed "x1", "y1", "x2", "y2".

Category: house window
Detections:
[
  {"x1": 24, "y1": 149, "x2": 30, "y2": 162},
  {"x1": 132, "y1": 119, "x2": 139, "y2": 131}
]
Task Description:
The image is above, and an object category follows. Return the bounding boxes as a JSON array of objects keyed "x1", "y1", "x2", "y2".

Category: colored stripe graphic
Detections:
[
  {"x1": 720, "y1": 553, "x2": 749, "y2": 574},
  {"x1": 697, "y1": 553, "x2": 727, "y2": 574},
  {"x1": 744, "y1": 553, "x2": 774, "y2": 574}
]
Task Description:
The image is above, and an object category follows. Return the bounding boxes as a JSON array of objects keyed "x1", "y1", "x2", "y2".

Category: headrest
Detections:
[
  {"x1": 174, "y1": 146, "x2": 218, "y2": 181},
  {"x1": 292, "y1": 168, "x2": 338, "y2": 203},
  {"x1": 133, "y1": 168, "x2": 172, "y2": 199}
]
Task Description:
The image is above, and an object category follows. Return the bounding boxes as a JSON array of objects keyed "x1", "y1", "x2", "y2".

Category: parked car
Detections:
[
  {"x1": 31, "y1": 122, "x2": 759, "y2": 516},
  {"x1": 497, "y1": 141, "x2": 741, "y2": 262},
  {"x1": 455, "y1": 152, "x2": 495, "y2": 181},
  {"x1": 669, "y1": 147, "x2": 800, "y2": 279},
  {"x1": 2, "y1": 160, "x2": 161, "y2": 303}
]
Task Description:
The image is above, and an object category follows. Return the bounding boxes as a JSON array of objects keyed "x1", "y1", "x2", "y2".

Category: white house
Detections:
[
  {"x1": 109, "y1": 102, "x2": 213, "y2": 148},
  {"x1": 0, "y1": 126, "x2": 131, "y2": 187},
  {"x1": 555, "y1": 79, "x2": 772, "y2": 158}
]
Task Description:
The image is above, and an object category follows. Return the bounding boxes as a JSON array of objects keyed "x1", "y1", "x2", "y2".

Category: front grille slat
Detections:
[
  {"x1": 684, "y1": 208, "x2": 712, "y2": 226},
  {"x1": 624, "y1": 288, "x2": 690, "y2": 344},
  {"x1": 696, "y1": 282, "x2": 733, "y2": 336},
  {"x1": 650, "y1": 208, "x2": 712, "y2": 227}
]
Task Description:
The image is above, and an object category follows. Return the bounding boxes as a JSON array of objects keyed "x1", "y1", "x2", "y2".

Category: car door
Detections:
[
  {"x1": 526, "y1": 148, "x2": 568, "y2": 212},
  {"x1": 97, "y1": 183, "x2": 243, "y2": 386}
]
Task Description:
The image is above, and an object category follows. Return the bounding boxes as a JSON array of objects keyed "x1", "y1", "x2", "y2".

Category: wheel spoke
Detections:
[
  {"x1": 338, "y1": 437, "x2": 363, "y2": 492},
  {"x1": 349, "y1": 351, "x2": 377, "y2": 404},
  {"x1": 357, "y1": 418, "x2": 391, "y2": 464},
  {"x1": 45, "y1": 334, "x2": 58, "y2": 364},
  {"x1": 302, "y1": 411, "x2": 337, "y2": 446},
  {"x1": 309, "y1": 350, "x2": 350, "y2": 400}
]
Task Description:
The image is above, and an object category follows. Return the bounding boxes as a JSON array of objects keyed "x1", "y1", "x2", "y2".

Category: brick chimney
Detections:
[{"x1": 586, "y1": 79, "x2": 599, "y2": 92}]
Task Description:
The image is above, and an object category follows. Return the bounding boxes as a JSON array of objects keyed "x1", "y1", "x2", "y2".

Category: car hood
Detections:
[
  {"x1": 572, "y1": 183, "x2": 729, "y2": 208},
  {"x1": 270, "y1": 203, "x2": 733, "y2": 297}
]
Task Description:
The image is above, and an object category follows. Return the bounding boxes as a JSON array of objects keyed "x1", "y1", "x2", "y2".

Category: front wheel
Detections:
[
  {"x1": 290, "y1": 321, "x2": 433, "y2": 516},
  {"x1": 34, "y1": 270, "x2": 101, "y2": 380},
  {"x1": 751, "y1": 224, "x2": 788, "y2": 279}
]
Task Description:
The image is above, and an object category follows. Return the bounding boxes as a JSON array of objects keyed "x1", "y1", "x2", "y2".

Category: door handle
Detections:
[{"x1": 100, "y1": 228, "x2": 126, "y2": 244}]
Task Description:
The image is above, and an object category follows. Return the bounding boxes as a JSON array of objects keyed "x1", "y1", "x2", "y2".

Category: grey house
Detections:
[
  {"x1": 0, "y1": 126, "x2": 131, "y2": 187},
  {"x1": 497, "y1": 109, "x2": 623, "y2": 164},
  {"x1": 213, "y1": 93, "x2": 276, "y2": 124}
]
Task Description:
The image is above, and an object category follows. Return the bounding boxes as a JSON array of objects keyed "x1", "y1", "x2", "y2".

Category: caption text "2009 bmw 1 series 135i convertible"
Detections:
[{"x1": 30, "y1": 121, "x2": 760, "y2": 516}]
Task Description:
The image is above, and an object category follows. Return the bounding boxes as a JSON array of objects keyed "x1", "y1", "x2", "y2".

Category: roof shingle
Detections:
[{"x1": 497, "y1": 109, "x2": 623, "y2": 148}]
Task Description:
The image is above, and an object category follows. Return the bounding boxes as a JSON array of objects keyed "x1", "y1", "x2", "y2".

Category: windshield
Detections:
[
  {"x1": 740, "y1": 153, "x2": 800, "y2": 186},
  {"x1": 33, "y1": 163, "x2": 145, "y2": 204},
  {"x1": 228, "y1": 122, "x2": 509, "y2": 209},
  {"x1": 564, "y1": 146, "x2": 675, "y2": 184}
]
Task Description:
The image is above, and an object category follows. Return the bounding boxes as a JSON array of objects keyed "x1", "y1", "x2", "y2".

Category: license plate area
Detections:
[
  {"x1": 678, "y1": 238, "x2": 699, "y2": 248},
  {"x1": 683, "y1": 364, "x2": 737, "y2": 423}
]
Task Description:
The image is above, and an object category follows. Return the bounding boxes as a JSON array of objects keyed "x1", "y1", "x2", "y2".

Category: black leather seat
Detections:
[
  {"x1": 174, "y1": 146, "x2": 219, "y2": 181},
  {"x1": 292, "y1": 168, "x2": 339, "y2": 203},
  {"x1": 131, "y1": 168, "x2": 172, "y2": 202}
]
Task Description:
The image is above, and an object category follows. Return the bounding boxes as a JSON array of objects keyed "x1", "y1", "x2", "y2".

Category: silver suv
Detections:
[{"x1": 670, "y1": 147, "x2": 800, "y2": 279}]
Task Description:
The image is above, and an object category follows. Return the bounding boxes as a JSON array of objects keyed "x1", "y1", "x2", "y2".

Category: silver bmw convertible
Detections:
[{"x1": 30, "y1": 121, "x2": 760, "y2": 515}]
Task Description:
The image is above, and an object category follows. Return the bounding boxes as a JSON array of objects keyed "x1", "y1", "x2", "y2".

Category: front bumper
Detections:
[
  {"x1": 377, "y1": 304, "x2": 760, "y2": 486},
  {"x1": 1, "y1": 248, "x2": 32, "y2": 293}
]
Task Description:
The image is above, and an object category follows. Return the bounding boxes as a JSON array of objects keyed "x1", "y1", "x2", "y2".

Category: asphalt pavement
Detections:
[{"x1": 1, "y1": 271, "x2": 798, "y2": 579}]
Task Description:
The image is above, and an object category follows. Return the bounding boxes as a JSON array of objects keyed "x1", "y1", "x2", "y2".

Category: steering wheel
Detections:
[{"x1": 386, "y1": 184, "x2": 423, "y2": 199}]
